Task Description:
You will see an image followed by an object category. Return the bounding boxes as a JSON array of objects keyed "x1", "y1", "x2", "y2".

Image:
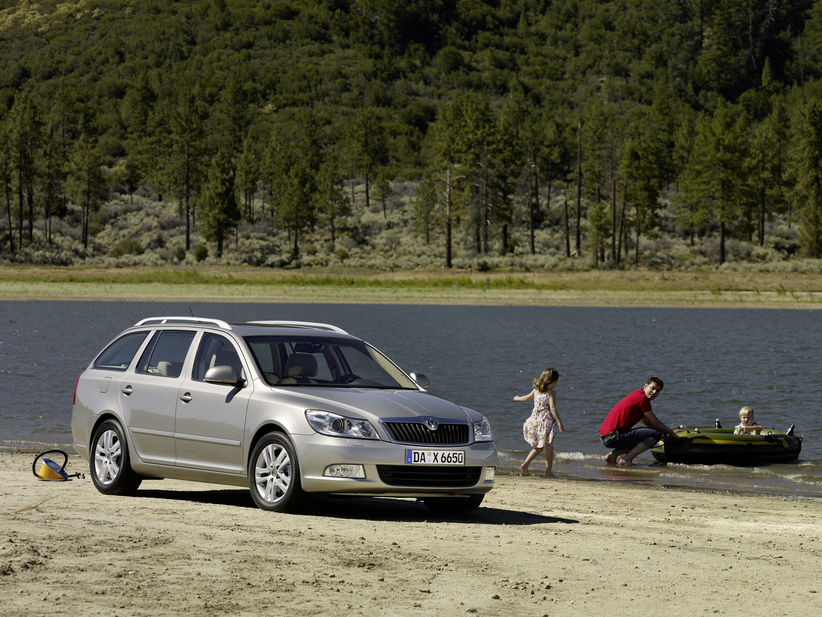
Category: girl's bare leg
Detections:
[
  {"x1": 544, "y1": 444, "x2": 554, "y2": 478},
  {"x1": 521, "y1": 447, "x2": 542, "y2": 476}
]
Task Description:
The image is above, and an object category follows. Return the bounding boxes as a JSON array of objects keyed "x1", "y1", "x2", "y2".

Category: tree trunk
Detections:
[
  {"x1": 575, "y1": 116, "x2": 582, "y2": 253},
  {"x1": 617, "y1": 181, "x2": 627, "y2": 266},
  {"x1": 611, "y1": 177, "x2": 616, "y2": 261},
  {"x1": 634, "y1": 204, "x2": 641, "y2": 266},
  {"x1": 482, "y1": 161, "x2": 489, "y2": 254},
  {"x1": 563, "y1": 181, "x2": 570, "y2": 257},
  {"x1": 185, "y1": 196, "x2": 191, "y2": 252},
  {"x1": 446, "y1": 168, "x2": 452, "y2": 269},
  {"x1": 720, "y1": 221, "x2": 726, "y2": 264},
  {"x1": 759, "y1": 182, "x2": 766, "y2": 246},
  {"x1": 5, "y1": 181, "x2": 13, "y2": 252}
]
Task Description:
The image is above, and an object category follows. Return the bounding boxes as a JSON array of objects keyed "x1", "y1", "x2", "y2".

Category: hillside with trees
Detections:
[{"x1": 3, "y1": 0, "x2": 822, "y2": 272}]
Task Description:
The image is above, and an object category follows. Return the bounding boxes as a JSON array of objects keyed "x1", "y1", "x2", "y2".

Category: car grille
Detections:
[
  {"x1": 382, "y1": 421, "x2": 469, "y2": 445},
  {"x1": 376, "y1": 466, "x2": 483, "y2": 488}
]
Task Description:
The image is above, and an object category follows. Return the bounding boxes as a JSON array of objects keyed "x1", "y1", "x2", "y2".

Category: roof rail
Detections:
[
  {"x1": 134, "y1": 317, "x2": 233, "y2": 330},
  {"x1": 246, "y1": 320, "x2": 348, "y2": 334}
]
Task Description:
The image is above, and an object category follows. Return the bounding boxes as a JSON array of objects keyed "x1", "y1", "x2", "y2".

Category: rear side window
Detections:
[
  {"x1": 93, "y1": 331, "x2": 150, "y2": 371},
  {"x1": 136, "y1": 330, "x2": 196, "y2": 378}
]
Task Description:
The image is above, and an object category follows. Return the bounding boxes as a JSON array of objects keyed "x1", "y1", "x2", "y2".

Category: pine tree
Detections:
[
  {"x1": 347, "y1": 107, "x2": 389, "y2": 211},
  {"x1": 792, "y1": 99, "x2": 822, "y2": 258},
  {"x1": 199, "y1": 150, "x2": 241, "y2": 259},
  {"x1": 66, "y1": 136, "x2": 107, "y2": 249},
  {"x1": 680, "y1": 102, "x2": 749, "y2": 264},
  {"x1": 10, "y1": 96, "x2": 42, "y2": 247},
  {"x1": 428, "y1": 91, "x2": 494, "y2": 265},
  {"x1": 0, "y1": 121, "x2": 13, "y2": 253},
  {"x1": 749, "y1": 99, "x2": 790, "y2": 246},
  {"x1": 160, "y1": 92, "x2": 208, "y2": 252},
  {"x1": 317, "y1": 156, "x2": 350, "y2": 248}
]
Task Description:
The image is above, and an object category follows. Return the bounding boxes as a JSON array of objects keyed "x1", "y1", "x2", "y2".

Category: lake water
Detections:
[{"x1": 1, "y1": 301, "x2": 820, "y2": 500}]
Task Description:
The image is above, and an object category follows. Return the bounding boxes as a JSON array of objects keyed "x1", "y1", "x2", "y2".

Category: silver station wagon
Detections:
[{"x1": 71, "y1": 317, "x2": 497, "y2": 514}]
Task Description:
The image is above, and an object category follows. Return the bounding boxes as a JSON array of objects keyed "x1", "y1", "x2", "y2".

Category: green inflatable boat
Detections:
[{"x1": 651, "y1": 425, "x2": 802, "y2": 466}]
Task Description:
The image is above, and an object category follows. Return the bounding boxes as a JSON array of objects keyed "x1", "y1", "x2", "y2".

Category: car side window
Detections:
[
  {"x1": 192, "y1": 333, "x2": 245, "y2": 382},
  {"x1": 93, "y1": 331, "x2": 150, "y2": 371},
  {"x1": 135, "y1": 330, "x2": 196, "y2": 378}
]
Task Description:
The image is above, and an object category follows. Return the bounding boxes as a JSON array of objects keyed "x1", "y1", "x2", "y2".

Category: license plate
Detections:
[{"x1": 405, "y1": 450, "x2": 465, "y2": 465}]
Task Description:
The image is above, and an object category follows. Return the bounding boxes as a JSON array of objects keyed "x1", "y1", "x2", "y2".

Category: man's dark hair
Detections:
[{"x1": 647, "y1": 376, "x2": 664, "y2": 390}]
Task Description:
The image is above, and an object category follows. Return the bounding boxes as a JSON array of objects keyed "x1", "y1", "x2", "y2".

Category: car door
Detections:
[
  {"x1": 120, "y1": 329, "x2": 197, "y2": 466},
  {"x1": 174, "y1": 332, "x2": 252, "y2": 474}
]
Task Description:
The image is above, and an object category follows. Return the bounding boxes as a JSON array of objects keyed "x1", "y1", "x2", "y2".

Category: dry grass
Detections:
[{"x1": 1, "y1": 264, "x2": 821, "y2": 307}]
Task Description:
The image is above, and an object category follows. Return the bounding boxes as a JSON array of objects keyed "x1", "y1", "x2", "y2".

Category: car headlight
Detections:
[
  {"x1": 473, "y1": 416, "x2": 493, "y2": 442},
  {"x1": 305, "y1": 410, "x2": 380, "y2": 440}
]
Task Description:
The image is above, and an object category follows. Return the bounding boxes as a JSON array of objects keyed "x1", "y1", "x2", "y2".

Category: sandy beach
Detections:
[{"x1": 2, "y1": 451, "x2": 820, "y2": 616}]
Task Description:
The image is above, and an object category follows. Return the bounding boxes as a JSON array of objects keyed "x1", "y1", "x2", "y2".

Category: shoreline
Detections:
[
  {"x1": 3, "y1": 265, "x2": 822, "y2": 307},
  {"x1": 2, "y1": 281, "x2": 822, "y2": 308},
  {"x1": 2, "y1": 451, "x2": 820, "y2": 616}
]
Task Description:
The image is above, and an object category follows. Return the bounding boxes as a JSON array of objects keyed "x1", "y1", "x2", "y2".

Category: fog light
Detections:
[
  {"x1": 484, "y1": 467, "x2": 495, "y2": 481},
  {"x1": 324, "y1": 464, "x2": 366, "y2": 478}
]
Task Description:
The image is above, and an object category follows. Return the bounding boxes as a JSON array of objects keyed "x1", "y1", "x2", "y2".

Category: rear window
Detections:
[{"x1": 93, "y1": 331, "x2": 150, "y2": 371}]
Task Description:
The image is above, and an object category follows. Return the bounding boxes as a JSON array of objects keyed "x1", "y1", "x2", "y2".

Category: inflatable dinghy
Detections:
[{"x1": 651, "y1": 425, "x2": 801, "y2": 466}]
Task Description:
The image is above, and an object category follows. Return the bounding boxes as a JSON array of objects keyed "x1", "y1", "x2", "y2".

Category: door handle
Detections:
[
  {"x1": 180, "y1": 393, "x2": 192, "y2": 403},
  {"x1": 121, "y1": 385, "x2": 133, "y2": 395}
]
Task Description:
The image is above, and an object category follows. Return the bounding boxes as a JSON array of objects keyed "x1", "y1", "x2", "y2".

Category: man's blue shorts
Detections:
[{"x1": 600, "y1": 428, "x2": 662, "y2": 450}]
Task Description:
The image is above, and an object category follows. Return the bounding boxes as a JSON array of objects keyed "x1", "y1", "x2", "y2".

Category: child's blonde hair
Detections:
[
  {"x1": 739, "y1": 406, "x2": 754, "y2": 419},
  {"x1": 534, "y1": 368, "x2": 559, "y2": 393}
]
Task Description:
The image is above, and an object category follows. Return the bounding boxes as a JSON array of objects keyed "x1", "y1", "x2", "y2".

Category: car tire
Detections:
[
  {"x1": 423, "y1": 494, "x2": 484, "y2": 515},
  {"x1": 248, "y1": 432, "x2": 307, "y2": 513},
  {"x1": 90, "y1": 418, "x2": 142, "y2": 496}
]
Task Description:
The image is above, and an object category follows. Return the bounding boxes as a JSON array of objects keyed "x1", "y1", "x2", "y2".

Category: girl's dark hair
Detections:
[{"x1": 534, "y1": 368, "x2": 559, "y2": 393}]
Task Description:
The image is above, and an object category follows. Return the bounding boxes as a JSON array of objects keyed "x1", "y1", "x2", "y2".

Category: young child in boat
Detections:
[
  {"x1": 514, "y1": 368, "x2": 565, "y2": 478},
  {"x1": 734, "y1": 406, "x2": 762, "y2": 435}
]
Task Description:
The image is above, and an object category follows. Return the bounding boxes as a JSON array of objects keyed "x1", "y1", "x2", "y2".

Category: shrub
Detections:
[
  {"x1": 110, "y1": 239, "x2": 145, "y2": 257},
  {"x1": 194, "y1": 244, "x2": 208, "y2": 262}
]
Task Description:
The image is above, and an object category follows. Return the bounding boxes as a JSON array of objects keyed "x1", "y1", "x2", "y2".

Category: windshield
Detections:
[{"x1": 243, "y1": 335, "x2": 418, "y2": 389}]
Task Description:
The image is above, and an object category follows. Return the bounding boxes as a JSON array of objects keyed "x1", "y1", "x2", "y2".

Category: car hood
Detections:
[{"x1": 269, "y1": 387, "x2": 480, "y2": 423}]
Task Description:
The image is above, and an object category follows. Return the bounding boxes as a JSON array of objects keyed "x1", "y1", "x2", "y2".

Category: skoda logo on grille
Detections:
[{"x1": 425, "y1": 417, "x2": 439, "y2": 431}]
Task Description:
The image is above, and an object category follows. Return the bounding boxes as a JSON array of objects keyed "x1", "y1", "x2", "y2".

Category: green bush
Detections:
[
  {"x1": 194, "y1": 244, "x2": 208, "y2": 262},
  {"x1": 110, "y1": 239, "x2": 145, "y2": 257}
]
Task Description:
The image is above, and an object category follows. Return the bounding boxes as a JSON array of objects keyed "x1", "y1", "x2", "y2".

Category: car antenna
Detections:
[{"x1": 189, "y1": 306, "x2": 195, "y2": 317}]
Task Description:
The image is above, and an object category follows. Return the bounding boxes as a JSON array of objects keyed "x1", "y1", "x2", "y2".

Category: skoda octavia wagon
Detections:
[{"x1": 71, "y1": 317, "x2": 497, "y2": 514}]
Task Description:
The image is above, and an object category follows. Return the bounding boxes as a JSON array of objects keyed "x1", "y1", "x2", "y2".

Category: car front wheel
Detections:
[
  {"x1": 90, "y1": 419, "x2": 142, "y2": 495},
  {"x1": 249, "y1": 432, "x2": 307, "y2": 512}
]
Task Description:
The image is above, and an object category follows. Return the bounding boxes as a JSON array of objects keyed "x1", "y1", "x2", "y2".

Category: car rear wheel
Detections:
[
  {"x1": 423, "y1": 494, "x2": 484, "y2": 515},
  {"x1": 90, "y1": 419, "x2": 142, "y2": 495},
  {"x1": 249, "y1": 432, "x2": 307, "y2": 512}
]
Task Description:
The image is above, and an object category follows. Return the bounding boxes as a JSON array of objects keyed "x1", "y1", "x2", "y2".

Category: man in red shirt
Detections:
[{"x1": 600, "y1": 377, "x2": 679, "y2": 466}]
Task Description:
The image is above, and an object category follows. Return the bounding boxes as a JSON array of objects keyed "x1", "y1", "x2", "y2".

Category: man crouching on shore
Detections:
[{"x1": 600, "y1": 377, "x2": 680, "y2": 466}]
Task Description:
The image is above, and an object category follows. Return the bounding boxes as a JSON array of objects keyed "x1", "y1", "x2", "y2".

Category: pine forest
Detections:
[{"x1": 4, "y1": 0, "x2": 822, "y2": 272}]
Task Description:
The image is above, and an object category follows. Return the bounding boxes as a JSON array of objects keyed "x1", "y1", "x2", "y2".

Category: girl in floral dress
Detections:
[{"x1": 514, "y1": 368, "x2": 564, "y2": 477}]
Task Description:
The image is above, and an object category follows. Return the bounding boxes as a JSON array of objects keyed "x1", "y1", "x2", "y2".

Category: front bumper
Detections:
[{"x1": 292, "y1": 433, "x2": 497, "y2": 496}]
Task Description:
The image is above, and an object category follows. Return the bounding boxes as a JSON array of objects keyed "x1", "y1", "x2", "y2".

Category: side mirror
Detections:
[
  {"x1": 204, "y1": 365, "x2": 246, "y2": 388},
  {"x1": 409, "y1": 372, "x2": 429, "y2": 389}
]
